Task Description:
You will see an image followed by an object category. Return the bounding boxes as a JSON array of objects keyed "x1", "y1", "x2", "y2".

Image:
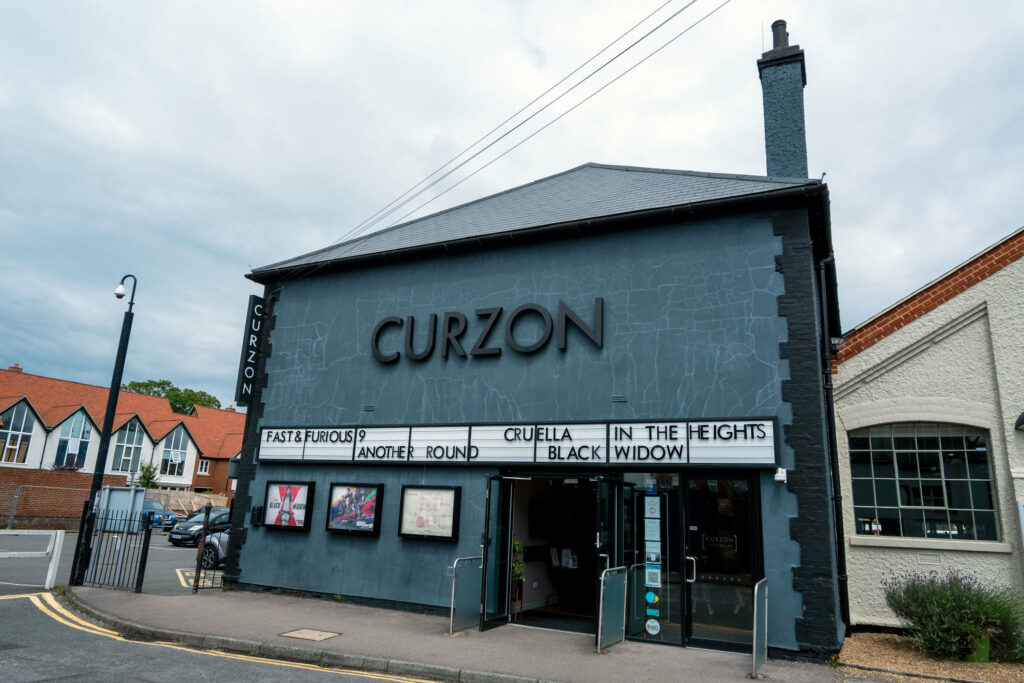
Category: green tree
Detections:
[
  {"x1": 137, "y1": 462, "x2": 159, "y2": 489},
  {"x1": 122, "y1": 379, "x2": 222, "y2": 414}
]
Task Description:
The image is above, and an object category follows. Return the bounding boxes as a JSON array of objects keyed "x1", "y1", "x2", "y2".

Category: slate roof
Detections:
[
  {"x1": 251, "y1": 162, "x2": 820, "y2": 279},
  {"x1": 0, "y1": 366, "x2": 245, "y2": 459}
]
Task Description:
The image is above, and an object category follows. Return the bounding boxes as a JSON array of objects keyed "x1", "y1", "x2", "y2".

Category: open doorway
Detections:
[{"x1": 508, "y1": 478, "x2": 598, "y2": 634}]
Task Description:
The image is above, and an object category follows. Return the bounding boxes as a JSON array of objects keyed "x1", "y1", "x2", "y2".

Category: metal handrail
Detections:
[
  {"x1": 752, "y1": 578, "x2": 769, "y2": 677},
  {"x1": 448, "y1": 555, "x2": 482, "y2": 635},
  {"x1": 596, "y1": 565, "x2": 627, "y2": 652}
]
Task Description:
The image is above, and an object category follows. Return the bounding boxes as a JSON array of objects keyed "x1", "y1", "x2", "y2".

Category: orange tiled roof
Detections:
[{"x1": 0, "y1": 367, "x2": 245, "y2": 456}]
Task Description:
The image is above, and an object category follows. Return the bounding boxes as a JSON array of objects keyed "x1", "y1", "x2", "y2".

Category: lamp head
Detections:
[{"x1": 114, "y1": 283, "x2": 126, "y2": 299}]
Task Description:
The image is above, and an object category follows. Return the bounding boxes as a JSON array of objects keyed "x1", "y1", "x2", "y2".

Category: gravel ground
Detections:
[{"x1": 839, "y1": 632, "x2": 1024, "y2": 683}]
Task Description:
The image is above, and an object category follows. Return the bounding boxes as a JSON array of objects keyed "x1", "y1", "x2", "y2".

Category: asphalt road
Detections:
[
  {"x1": 0, "y1": 591, "x2": 431, "y2": 682},
  {"x1": 0, "y1": 530, "x2": 215, "y2": 596}
]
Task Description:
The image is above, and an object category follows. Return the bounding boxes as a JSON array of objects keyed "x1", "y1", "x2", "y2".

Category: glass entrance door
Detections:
[
  {"x1": 684, "y1": 477, "x2": 757, "y2": 646},
  {"x1": 623, "y1": 473, "x2": 682, "y2": 644},
  {"x1": 480, "y1": 475, "x2": 512, "y2": 630}
]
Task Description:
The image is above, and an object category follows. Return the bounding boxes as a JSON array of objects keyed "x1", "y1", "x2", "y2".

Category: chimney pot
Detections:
[
  {"x1": 771, "y1": 19, "x2": 789, "y2": 49},
  {"x1": 7, "y1": 363, "x2": 23, "y2": 373},
  {"x1": 226, "y1": 405, "x2": 236, "y2": 412}
]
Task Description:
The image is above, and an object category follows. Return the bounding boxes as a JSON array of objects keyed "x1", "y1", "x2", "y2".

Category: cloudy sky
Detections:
[{"x1": 2, "y1": 1, "x2": 1021, "y2": 407}]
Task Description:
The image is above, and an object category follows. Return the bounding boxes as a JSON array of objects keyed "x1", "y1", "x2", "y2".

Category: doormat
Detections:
[{"x1": 280, "y1": 629, "x2": 340, "y2": 641}]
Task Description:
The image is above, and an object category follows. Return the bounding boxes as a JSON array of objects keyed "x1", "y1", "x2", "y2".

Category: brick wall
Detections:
[
  {"x1": 837, "y1": 227, "x2": 1024, "y2": 365},
  {"x1": 0, "y1": 468, "x2": 127, "y2": 529}
]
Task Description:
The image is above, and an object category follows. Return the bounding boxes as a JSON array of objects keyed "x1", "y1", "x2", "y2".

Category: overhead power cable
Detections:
[
  {"x1": 279, "y1": 0, "x2": 732, "y2": 283},
  {"x1": 328, "y1": 0, "x2": 699, "y2": 250},
  {"x1": 381, "y1": 0, "x2": 734, "y2": 230}
]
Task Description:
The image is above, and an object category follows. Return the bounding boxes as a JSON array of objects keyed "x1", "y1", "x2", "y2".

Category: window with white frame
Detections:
[
  {"x1": 1, "y1": 403, "x2": 34, "y2": 464},
  {"x1": 160, "y1": 425, "x2": 189, "y2": 477},
  {"x1": 197, "y1": 458, "x2": 210, "y2": 476},
  {"x1": 849, "y1": 423, "x2": 998, "y2": 541},
  {"x1": 111, "y1": 420, "x2": 145, "y2": 472},
  {"x1": 55, "y1": 412, "x2": 92, "y2": 469}
]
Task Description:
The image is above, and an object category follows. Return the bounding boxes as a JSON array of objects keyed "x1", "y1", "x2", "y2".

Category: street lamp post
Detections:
[{"x1": 70, "y1": 274, "x2": 138, "y2": 585}]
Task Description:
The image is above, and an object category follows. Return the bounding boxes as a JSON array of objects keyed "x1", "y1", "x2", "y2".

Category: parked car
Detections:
[
  {"x1": 168, "y1": 507, "x2": 230, "y2": 546},
  {"x1": 198, "y1": 530, "x2": 230, "y2": 569},
  {"x1": 142, "y1": 498, "x2": 172, "y2": 529}
]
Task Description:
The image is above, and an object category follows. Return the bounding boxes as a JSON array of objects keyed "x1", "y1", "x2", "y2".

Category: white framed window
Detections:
[
  {"x1": 55, "y1": 412, "x2": 92, "y2": 469},
  {"x1": 849, "y1": 423, "x2": 998, "y2": 541},
  {"x1": 1, "y1": 403, "x2": 34, "y2": 464},
  {"x1": 112, "y1": 420, "x2": 145, "y2": 472},
  {"x1": 160, "y1": 425, "x2": 189, "y2": 477},
  {"x1": 197, "y1": 458, "x2": 210, "y2": 476}
]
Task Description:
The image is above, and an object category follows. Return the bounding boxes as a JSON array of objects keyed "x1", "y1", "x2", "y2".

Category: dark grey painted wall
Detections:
[
  {"x1": 241, "y1": 463, "x2": 491, "y2": 606},
  {"x1": 258, "y1": 213, "x2": 786, "y2": 426},
  {"x1": 237, "y1": 209, "x2": 839, "y2": 650}
]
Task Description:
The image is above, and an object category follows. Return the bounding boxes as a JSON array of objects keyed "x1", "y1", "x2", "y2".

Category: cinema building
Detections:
[{"x1": 226, "y1": 22, "x2": 847, "y2": 655}]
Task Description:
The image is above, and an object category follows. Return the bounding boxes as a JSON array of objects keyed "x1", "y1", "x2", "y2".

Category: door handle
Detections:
[
  {"x1": 599, "y1": 553, "x2": 610, "y2": 571},
  {"x1": 685, "y1": 556, "x2": 697, "y2": 583}
]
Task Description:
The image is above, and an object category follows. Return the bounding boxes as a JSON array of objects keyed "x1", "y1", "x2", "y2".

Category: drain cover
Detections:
[{"x1": 280, "y1": 629, "x2": 339, "y2": 641}]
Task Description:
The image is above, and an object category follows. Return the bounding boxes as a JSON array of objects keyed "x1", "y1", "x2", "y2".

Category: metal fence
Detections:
[
  {"x1": 72, "y1": 505, "x2": 153, "y2": 591},
  {"x1": 192, "y1": 505, "x2": 223, "y2": 591}
]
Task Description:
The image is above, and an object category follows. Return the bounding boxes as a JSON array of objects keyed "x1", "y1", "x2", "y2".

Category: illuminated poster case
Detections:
[
  {"x1": 398, "y1": 485, "x2": 461, "y2": 542},
  {"x1": 262, "y1": 481, "x2": 315, "y2": 531}
]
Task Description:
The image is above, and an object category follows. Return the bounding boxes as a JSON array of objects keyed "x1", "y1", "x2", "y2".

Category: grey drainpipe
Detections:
[{"x1": 817, "y1": 254, "x2": 850, "y2": 629}]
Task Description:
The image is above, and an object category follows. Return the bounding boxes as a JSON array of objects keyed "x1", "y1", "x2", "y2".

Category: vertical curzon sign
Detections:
[{"x1": 234, "y1": 295, "x2": 265, "y2": 407}]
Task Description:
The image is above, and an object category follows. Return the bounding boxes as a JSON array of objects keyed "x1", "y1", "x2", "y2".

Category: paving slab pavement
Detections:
[{"x1": 66, "y1": 586, "x2": 841, "y2": 682}]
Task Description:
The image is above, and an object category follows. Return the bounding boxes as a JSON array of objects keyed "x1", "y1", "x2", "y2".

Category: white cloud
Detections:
[{"x1": 1, "y1": 0, "x2": 1021, "y2": 400}]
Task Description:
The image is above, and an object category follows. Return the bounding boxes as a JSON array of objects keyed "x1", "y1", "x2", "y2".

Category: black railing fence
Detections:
[{"x1": 71, "y1": 503, "x2": 153, "y2": 592}]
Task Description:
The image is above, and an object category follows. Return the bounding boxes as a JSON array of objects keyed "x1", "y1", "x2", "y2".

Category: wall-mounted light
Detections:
[{"x1": 774, "y1": 467, "x2": 788, "y2": 483}]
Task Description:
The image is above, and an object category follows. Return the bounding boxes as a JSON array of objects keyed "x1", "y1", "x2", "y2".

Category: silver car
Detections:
[{"x1": 198, "y1": 530, "x2": 229, "y2": 569}]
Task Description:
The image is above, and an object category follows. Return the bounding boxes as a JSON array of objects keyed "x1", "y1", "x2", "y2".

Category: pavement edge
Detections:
[{"x1": 60, "y1": 587, "x2": 545, "y2": 683}]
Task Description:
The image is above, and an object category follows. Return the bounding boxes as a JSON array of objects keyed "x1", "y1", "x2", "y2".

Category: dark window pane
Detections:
[
  {"x1": 919, "y1": 452, "x2": 941, "y2": 477},
  {"x1": 875, "y1": 479, "x2": 898, "y2": 507},
  {"x1": 55, "y1": 440, "x2": 68, "y2": 466},
  {"x1": 870, "y1": 436, "x2": 892, "y2": 451},
  {"x1": 872, "y1": 450, "x2": 894, "y2": 476},
  {"x1": 897, "y1": 453, "x2": 918, "y2": 478},
  {"x1": 917, "y1": 435, "x2": 939, "y2": 450},
  {"x1": 942, "y1": 451, "x2": 968, "y2": 479},
  {"x1": 854, "y1": 507, "x2": 876, "y2": 535},
  {"x1": 921, "y1": 480, "x2": 945, "y2": 507},
  {"x1": 877, "y1": 508, "x2": 902, "y2": 536},
  {"x1": 948, "y1": 510, "x2": 976, "y2": 540},
  {"x1": 974, "y1": 511, "x2": 998, "y2": 541},
  {"x1": 899, "y1": 480, "x2": 922, "y2": 506},
  {"x1": 925, "y1": 509, "x2": 952, "y2": 539},
  {"x1": 852, "y1": 479, "x2": 875, "y2": 506},
  {"x1": 901, "y1": 509, "x2": 925, "y2": 538},
  {"x1": 945, "y1": 481, "x2": 971, "y2": 509},
  {"x1": 894, "y1": 436, "x2": 916, "y2": 450},
  {"x1": 849, "y1": 436, "x2": 870, "y2": 450},
  {"x1": 850, "y1": 451, "x2": 872, "y2": 477},
  {"x1": 971, "y1": 481, "x2": 993, "y2": 510},
  {"x1": 941, "y1": 435, "x2": 964, "y2": 450},
  {"x1": 967, "y1": 452, "x2": 991, "y2": 479},
  {"x1": 964, "y1": 435, "x2": 986, "y2": 451}
]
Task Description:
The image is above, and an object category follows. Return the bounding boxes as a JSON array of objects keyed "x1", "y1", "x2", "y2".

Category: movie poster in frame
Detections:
[
  {"x1": 398, "y1": 485, "x2": 461, "y2": 542},
  {"x1": 263, "y1": 481, "x2": 315, "y2": 531},
  {"x1": 326, "y1": 482, "x2": 384, "y2": 536}
]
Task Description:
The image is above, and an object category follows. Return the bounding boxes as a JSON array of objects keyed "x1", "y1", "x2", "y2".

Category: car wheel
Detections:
[{"x1": 199, "y1": 544, "x2": 218, "y2": 570}]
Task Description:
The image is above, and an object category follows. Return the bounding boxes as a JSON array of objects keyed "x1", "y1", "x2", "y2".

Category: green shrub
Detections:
[{"x1": 882, "y1": 569, "x2": 1024, "y2": 662}]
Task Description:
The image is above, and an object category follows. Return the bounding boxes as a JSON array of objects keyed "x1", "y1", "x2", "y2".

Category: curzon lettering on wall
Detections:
[
  {"x1": 234, "y1": 295, "x2": 265, "y2": 407},
  {"x1": 371, "y1": 298, "x2": 603, "y2": 363}
]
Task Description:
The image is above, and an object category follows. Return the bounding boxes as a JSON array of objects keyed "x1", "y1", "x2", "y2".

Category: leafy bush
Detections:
[{"x1": 882, "y1": 569, "x2": 1024, "y2": 662}]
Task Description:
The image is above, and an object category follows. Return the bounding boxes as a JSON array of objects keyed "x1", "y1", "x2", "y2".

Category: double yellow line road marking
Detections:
[{"x1": 2, "y1": 591, "x2": 432, "y2": 682}]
